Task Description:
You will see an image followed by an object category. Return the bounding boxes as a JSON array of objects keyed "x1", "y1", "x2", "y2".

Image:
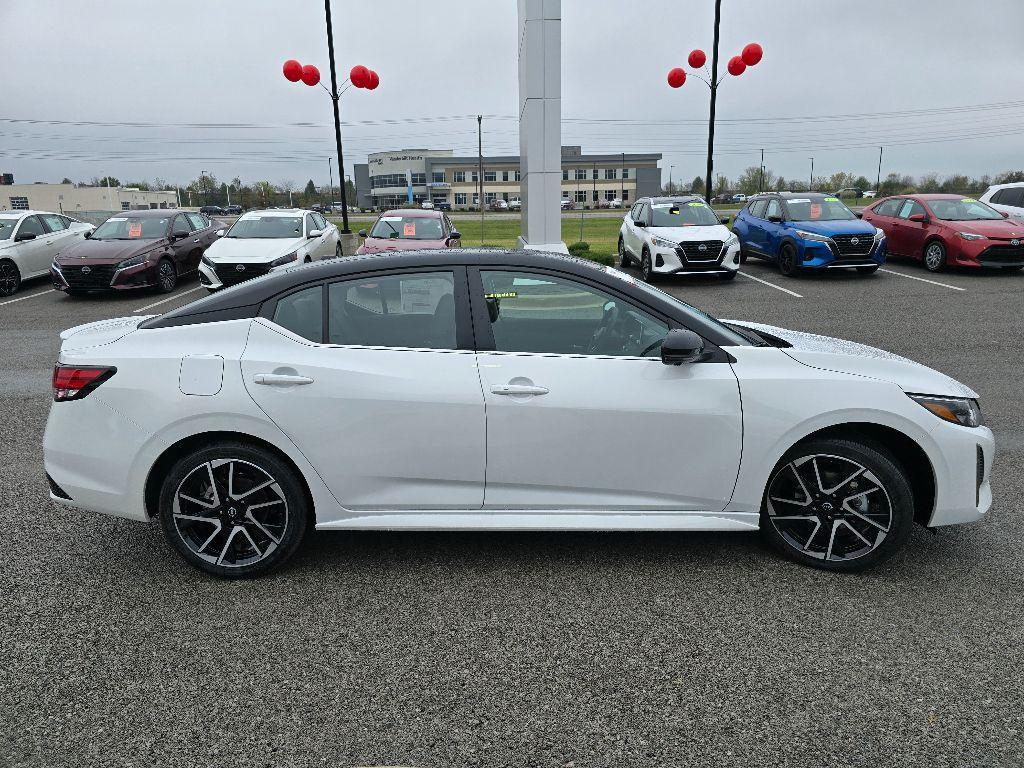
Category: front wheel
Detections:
[
  {"x1": 777, "y1": 242, "x2": 801, "y2": 277},
  {"x1": 856, "y1": 265, "x2": 879, "y2": 274},
  {"x1": 618, "y1": 237, "x2": 631, "y2": 268},
  {"x1": 640, "y1": 251, "x2": 655, "y2": 283},
  {"x1": 0, "y1": 260, "x2": 21, "y2": 297},
  {"x1": 760, "y1": 438, "x2": 914, "y2": 572},
  {"x1": 335, "y1": 243, "x2": 343, "y2": 259},
  {"x1": 158, "y1": 442, "x2": 310, "y2": 578},
  {"x1": 923, "y1": 241, "x2": 947, "y2": 272},
  {"x1": 156, "y1": 258, "x2": 177, "y2": 293}
]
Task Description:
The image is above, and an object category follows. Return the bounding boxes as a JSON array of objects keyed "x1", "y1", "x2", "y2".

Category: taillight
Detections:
[{"x1": 52, "y1": 364, "x2": 117, "y2": 402}]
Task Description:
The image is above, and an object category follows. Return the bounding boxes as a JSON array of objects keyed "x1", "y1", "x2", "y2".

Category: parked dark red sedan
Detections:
[
  {"x1": 355, "y1": 210, "x2": 461, "y2": 255},
  {"x1": 52, "y1": 209, "x2": 219, "y2": 294},
  {"x1": 862, "y1": 194, "x2": 1024, "y2": 272}
]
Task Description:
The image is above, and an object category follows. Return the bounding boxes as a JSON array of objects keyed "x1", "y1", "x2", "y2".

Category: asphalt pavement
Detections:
[{"x1": 2, "y1": 254, "x2": 1023, "y2": 767}]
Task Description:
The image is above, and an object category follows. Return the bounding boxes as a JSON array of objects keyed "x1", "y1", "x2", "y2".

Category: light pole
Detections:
[
  {"x1": 666, "y1": 11, "x2": 763, "y2": 203},
  {"x1": 669, "y1": 165, "x2": 674, "y2": 193},
  {"x1": 620, "y1": 152, "x2": 625, "y2": 203},
  {"x1": 876, "y1": 146, "x2": 883, "y2": 192},
  {"x1": 201, "y1": 169, "x2": 210, "y2": 206},
  {"x1": 327, "y1": 157, "x2": 334, "y2": 208},
  {"x1": 809, "y1": 157, "x2": 814, "y2": 192}
]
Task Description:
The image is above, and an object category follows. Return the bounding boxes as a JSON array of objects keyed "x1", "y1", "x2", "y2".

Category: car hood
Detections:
[
  {"x1": 941, "y1": 218, "x2": 1024, "y2": 239},
  {"x1": 785, "y1": 219, "x2": 877, "y2": 237},
  {"x1": 649, "y1": 224, "x2": 733, "y2": 242},
  {"x1": 56, "y1": 238, "x2": 164, "y2": 265},
  {"x1": 724, "y1": 319, "x2": 978, "y2": 398},
  {"x1": 204, "y1": 236, "x2": 305, "y2": 263},
  {"x1": 357, "y1": 237, "x2": 447, "y2": 253},
  {"x1": 59, "y1": 315, "x2": 151, "y2": 351}
]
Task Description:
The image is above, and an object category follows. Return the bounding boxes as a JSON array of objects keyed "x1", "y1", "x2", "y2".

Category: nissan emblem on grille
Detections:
[
  {"x1": 850, "y1": 237, "x2": 859, "y2": 245},
  {"x1": 698, "y1": 243, "x2": 707, "y2": 252},
  {"x1": 81, "y1": 266, "x2": 91, "y2": 274},
  {"x1": 236, "y1": 264, "x2": 246, "y2": 272},
  {"x1": 1012, "y1": 239, "x2": 1020, "y2": 247}
]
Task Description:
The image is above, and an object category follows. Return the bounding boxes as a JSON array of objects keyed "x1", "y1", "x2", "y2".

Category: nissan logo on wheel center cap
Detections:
[{"x1": 235, "y1": 264, "x2": 246, "y2": 271}]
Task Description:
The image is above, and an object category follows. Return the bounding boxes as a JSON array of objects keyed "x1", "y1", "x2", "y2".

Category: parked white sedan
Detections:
[
  {"x1": 44, "y1": 249, "x2": 993, "y2": 578},
  {"x1": 198, "y1": 208, "x2": 340, "y2": 291},
  {"x1": 0, "y1": 210, "x2": 93, "y2": 296}
]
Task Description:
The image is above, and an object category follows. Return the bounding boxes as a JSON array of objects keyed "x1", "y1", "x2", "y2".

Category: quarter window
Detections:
[
  {"x1": 328, "y1": 271, "x2": 456, "y2": 350},
  {"x1": 480, "y1": 270, "x2": 668, "y2": 357},
  {"x1": 17, "y1": 215, "x2": 45, "y2": 237},
  {"x1": 273, "y1": 286, "x2": 324, "y2": 342},
  {"x1": 185, "y1": 213, "x2": 207, "y2": 231}
]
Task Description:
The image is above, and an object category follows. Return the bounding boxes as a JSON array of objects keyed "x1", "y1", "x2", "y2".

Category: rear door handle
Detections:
[
  {"x1": 253, "y1": 373, "x2": 314, "y2": 386},
  {"x1": 491, "y1": 384, "x2": 549, "y2": 396}
]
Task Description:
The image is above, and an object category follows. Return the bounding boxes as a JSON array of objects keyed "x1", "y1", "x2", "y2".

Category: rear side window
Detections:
[
  {"x1": 873, "y1": 199, "x2": 901, "y2": 217},
  {"x1": 993, "y1": 188, "x2": 1024, "y2": 207},
  {"x1": 40, "y1": 214, "x2": 66, "y2": 231},
  {"x1": 272, "y1": 286, "x2": 323, "y2": 342},
  {"x1": 186, "y1": 213, "x2": 207, "y2": 230},
  {"x1": 328, "y1": 271, "x2": 456, "y2": 350},
  {"x1": 764, "y1": 200, "x2": 782, "y2": 219}
]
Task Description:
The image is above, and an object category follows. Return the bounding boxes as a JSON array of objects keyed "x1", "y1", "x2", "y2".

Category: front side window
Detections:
[
  {"x1": 273, "y1": 286, "x2": 323, "y2": 342},
  {"x1": 0, "y1": 216, "x2": 20, "y2": 240},
  {"x1": 927, "y1": 198, "x2": 1003, "y2": 221},
  {"x1": 480, "y1": 270, "x2": 669, "y2": 358},
  {"x1": 784, "y1": 196, "x2": 856, "y2": 222},
  {"x1": 897, "y1": 200, "x2": 925, "y2": 219},
  {"x1": 312, "y1": 212, "x2": 328, "y2": 230},
  {"x1": 225, "y1": 215, "x2": 303, "y2": 239},
  {"x1": 650, "y1": 200, "x2": 720, "y2": 227},
  {"x1": 171, "y1": 215, "x2": 192, "y2": 235},
  {"x1": 17, "y1": 215, "x2": 45, "y2": 237},
  {"x1": 92, "y1": 216, "x2": 171, "y2": 240},
  {"x1": 329, "y1": 271, "x2": 456, "y2": 350},
  {"x1": 747, "y1": 200, "x2": 767, "y2": 218}
]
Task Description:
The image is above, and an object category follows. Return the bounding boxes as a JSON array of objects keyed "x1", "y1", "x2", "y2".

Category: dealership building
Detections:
[
  {"x1": 0, "y1": 181, "x2": 178, "y2": 215},
  {"x1": 353, "y1": 146, "x2": 662, "y2": 210}
]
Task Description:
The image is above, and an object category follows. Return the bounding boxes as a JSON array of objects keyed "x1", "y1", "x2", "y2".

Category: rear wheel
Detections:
[
  {"x1": 158, "y1": 442, "x2": 310, "y2": 578},
  {"x1": 156, "y1": 258, "x2": 177, "y2": 293},
  {"x1": 777, "y1": 242, "x2": 801, "y2": 277},
  {"x1": 924, "y1": 241, "x2": 947, "y2": 272},
  {"x1": 618, "y1": 237, "x2": 631, "y2": 268},
  {"x1": 760, "y1": 438, "x2": 914, "y2": 572},
  {"x1": 0, "y1": 259, "x2": 21, "y2": 296},
  {"x1": 856, "y1": 265, "x2": 879, "y2": 274}
]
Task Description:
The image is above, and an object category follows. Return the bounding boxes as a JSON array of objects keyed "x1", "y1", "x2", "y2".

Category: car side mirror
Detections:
[
  {"x1": 449, "y1": 230, "x2": 461, "y2": 240},
  {"x1": 660, "y1": 328, "x2": 705, "y2": 365},
  {"x1": 216, "y1": 229, "x2": 225, "y2": 237},
  {"x1": 767, "y1": 215, "x2": 782, "y2": 223},
  {"x1": 172, "y1": 230, "x2": 189, "y2": 240},
  {"x1": 854, "y1": 212, "x2": 863, "y2": 219},
  {"x1": 83, "y1": 231, "x2": 92, "y2": 239},
  {"x1": 719, "y1": 216, "x2": 730, "y2": 225},
  {"x1": 634, "y1": 220, "x2": 646, "y2": 228},
  {"x1": 908, "y1": 213, "x2": 927, "y2": 223},
  {"x1": 1001, "y1": 211, "x2": 1010, "y2": 218},
  {"x1": 308, "y1": 229, "x2": 323, "y2": 238},
  {"x1": 358, "y1": 229, "x2": 367, "y2": 238},
  {"x1": 14, "y1": 232, "x2": 37, "y2": 242}
]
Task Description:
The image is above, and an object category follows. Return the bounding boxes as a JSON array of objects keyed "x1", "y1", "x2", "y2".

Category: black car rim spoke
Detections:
[
  {"x1": 172, "y1": 458, "x2": 288, "y2": 568},
  {"x1": 0, "y1": 264, "x2": 17, "y2": 293},
  {"x1": 767, "y1": 453, "x2": 892, "y2": 562}
]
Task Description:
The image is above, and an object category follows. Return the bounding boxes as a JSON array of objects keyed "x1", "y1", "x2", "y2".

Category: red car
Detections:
[
  {"x1": 355, "y1": 210, "x2": 461, "y2": 255},
  {"x1": 862, "y1": 194, "x2": 1024, "y2": 272}
]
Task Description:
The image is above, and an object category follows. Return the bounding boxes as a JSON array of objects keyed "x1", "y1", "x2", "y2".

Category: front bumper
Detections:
[
  {"x1": 199, "y1": 260, "x2": 276, "y2": 291},
  {"x1": 651, "y1": 240, "x2": 741, "y2": 275},
  {"x1": 926, "y1": 419, "x2": 995, "y2": 527},
  {"x1": 51, "y1": 261, "x2": 160, "y2": 292},
  {"x1": 950, "y1": 239, "x2": 1024, "y2": 268},
  {"x1": 797, "y1": 236, "x2": 887, "y2": 269}
]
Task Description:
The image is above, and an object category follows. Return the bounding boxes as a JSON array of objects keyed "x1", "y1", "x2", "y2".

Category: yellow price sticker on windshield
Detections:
[
  {"x1": 687, "y1": 202, "x2": 705, "y2": 207},
  {"x1": 824, "y1": 197, "x2": 839, "y2": 202},
  {"x1": 485, "y1": 291, "x2": 517, "y2": 299},
  {"x1": 962, "y1": 198, "x2": 977, "y2": 202}
]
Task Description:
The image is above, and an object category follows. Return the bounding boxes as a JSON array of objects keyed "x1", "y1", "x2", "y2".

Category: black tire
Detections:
[
  {"x1": 335, "y1": 243, "x2": 343, "y2": 259},
  {"x1": 856, "y1": 265, "x2": 879, "y2": 274},
  {"x1": 0, "y1": 259, "x2": 21, "y2": 297},
  {"x1": 303, "y1": 256, "x2": 312, "y2": 264},
  {"x1": 777, "y1": 242, "x2": 801, "y2": 277},
  {"x1": 923, "y1": 240, "x2": 947, "y2": 272},
  {"x1": 760, "y1": 438, "x2": 914, "y2": 572},
  {"x1": 640, "y1": 249, "x2": 655, "y2": 283},
  {"x1": 158, "y1": 442, "x2": 310, "y2": 578},
  {"x1": 618, "y1": 237, "x2": 631, "y2": 268},
  {"x1": 720, "y1": 270, "x2": 737, "y2": 281},
  {"x1": 739, "y1": 250, "x2": 748, "y2": 264},
  {"x1": 156, "y1": 258, "x2": 177, "y2": 293}
]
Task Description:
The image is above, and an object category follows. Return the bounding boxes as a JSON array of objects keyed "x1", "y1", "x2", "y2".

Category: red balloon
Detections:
[
  {"x1": 282, "y1": 59, "x2": 302, "y2": 82},
  {"x1": 667, "y1": 67, "x2": 687, "y2": 88},
  {"x1": 727, "y1": 56, "x2": 746, "y2": 76},
  {"x1": 349, "y1": 64, "x2": 369, "y2": 88},
  {"x1": 742, "y1": 42, "x2": 763, "y2": 66},
  {"x1": 300, "y1": 64, "x2": 320, "y2": 87},
  {"x1": 366, "y1": 70, "x2": 380, "y2": 90},
  {"x1": 687, "y1": 49, "x2": 706, "y2": 69}
]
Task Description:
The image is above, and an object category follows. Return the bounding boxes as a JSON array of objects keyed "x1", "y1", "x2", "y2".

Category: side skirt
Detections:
[{"x1": 316, "y1": 511, "x2": 760, "y2": 531}]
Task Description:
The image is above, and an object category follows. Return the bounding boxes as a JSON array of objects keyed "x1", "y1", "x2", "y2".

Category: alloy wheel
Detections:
[
  {"x1": 172, "y1": 458, "x2": 289, "y2": 568},
  {"x1": 766, "y1": 453, "x2": 893, "y2": 563},
  {"x1": 0, "y1": 262, "x2": 19, "y2": 296},
  {"x1": 641, "y1": 253, "x2": 652, "y2": 282},
  {"x1": 924, "y1": 243, "x2": 945, "y2": 271},
  {"x1": 159, "y1": 260, "x2": 176, "y2": 291},
  {"x1": 618, "y1": 238, "x2": 629, "y2": 267}
]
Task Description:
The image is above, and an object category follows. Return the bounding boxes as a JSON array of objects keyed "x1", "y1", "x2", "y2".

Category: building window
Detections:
[
  {"x1": 455, "y1": 193, "x2": 467, "y2": 205},
  {"x1": 121, "y1": 202, "x2": 131, "y2": 210},
  {"x1": 485, "y1": 192, "x2": 497, "y2": 203},
  {"x1": 472, "y1": 193, "x2": 479, "y2": 205},
  {"x1": 562, "y1": 169, "x2": 569, "y2": 181},
  {"x1": 9, "y1": 196, "x2": 29, "y2": 210},
  {"x1": 501, "y1": 171, "x2": 509, "y2": 182},
  {"x1": 622, "y1": 190, "x2": 629, "y2": 202},
  {"x1": 514, "y1": 170, "x2": 521, "y2": 181},
  {"x1": 453, "y1": 171, "x2": 466, "y2": 183},
  {"x1": 371, "y1": 173, "x2": 411, "y2": 189},
  {"x1": 575, "y1": 168, "x2": 586, "y2": 181},
  {"x1": 575, "y1": 190, "x2": 587, "y2": 203},
  {"x1": 484, "y1": 171, "x2": 497, "y2": 182},
  {"x1": 622, "y1": 168, "x2": 630, "y2": 179},
  {"x1": 432, "y1": 171, "x2": 445, "y2": 184},
  {"x1": 605, "y1": 190, "x2": 617, "y2": 201},
  {"x1": 471, "y1": 171, "x2": 479, "y2": 183},
  {"x1": 605, "y1": 168, "x2": 617, "y2": 180},
  {"x1": 410, "y1": 173, "x2": 426, "y2": 186},
  {"x1": 592, "y1": 190, "x2": 600, "y2": 202}
]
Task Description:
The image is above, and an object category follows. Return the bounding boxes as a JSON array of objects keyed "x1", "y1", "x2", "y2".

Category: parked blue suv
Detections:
[{"x1": 733, "y1": 192, "x2": 886, "y2": 276}]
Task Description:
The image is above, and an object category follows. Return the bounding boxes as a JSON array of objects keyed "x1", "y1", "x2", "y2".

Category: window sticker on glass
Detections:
[
  {"x1": 787, "y1": 199, "x2": 811, "y2": 204},
  {"x1": 485, "y1": 291, "x2": 517, "y2": 299},
  {"x1": 107, "y1": 217, "x2": 128, "y2": 222},
  {"x1": 380, "y1": 216, "x2": 403, "y2": 222},
  {"x1": 824, "y1": 197, "x2": 839, "y2": 202},
  {"x1": 127, "y1": 222, "x2": 143, "y2": 238},
  {"x1": 402, "y1": 222, "x2": 417, "y2": 237},
  {"x1": 809, "y1": 204, "x2": 822, "y2": 219},
  {"x1": 688, "y1": 201, "x2": 706, "y2": 207},
  {"x1": 962, "y1": 198, "x2": 977, "y2": 203},
  {"x1": 400, "y1": 277, "x2": 449, "y2": 314}
]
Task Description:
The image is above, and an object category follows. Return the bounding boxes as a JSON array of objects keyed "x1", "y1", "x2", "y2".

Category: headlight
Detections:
[
  {"x1": 115, "y1": 254, "x2": 147, "y2": 270},
  {"x1": 794, "y1": 230, "x2": 832, "y2": 243},
  {"x1": 201, "y1": 254, "x2": 215, "y2": 268},
  {"x1": 957, "y1": 232, "x2": 985, "y2": 241},
  {"x1": 651, "y1": 236, "x2": 677, "y2": 249},
  {"x1": 725, "y1": 233, "x2": 739, "y2": 248},
  {"x1": 908, "y1": 394, "x2": 984, "y2": 428},
  {"x1": 873, "y1": 227, "x2": 886, "y2": 240},
  {"x1": 269, "y1": 251, "x2": 298, "y2": 268}
]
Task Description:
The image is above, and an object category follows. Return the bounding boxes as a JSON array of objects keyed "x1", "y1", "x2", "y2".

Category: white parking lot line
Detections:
[
  {"x1": 0, "y1": 289, "x2": 51, "y2": 307},
  {"x1": 737, "y1": 271, "x2": 803, "y2": 298},
  {"x1": 878, "y1": 268, "x2": 965, "y2": 291},
  {"x1": 133, "y1": 286, "x2": 202, "y2": 313}
]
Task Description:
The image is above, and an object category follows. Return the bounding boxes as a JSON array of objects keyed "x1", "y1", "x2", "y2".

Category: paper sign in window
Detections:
[
  {"x1": 403, "y1": 222, "x2": 416, "y2": 237},
  {"x1": 128, "y1": 222, "x2": 142, "y2": 238},
  {"x1": 809, "y1": 204, "x2": 822, "y2": 219}
]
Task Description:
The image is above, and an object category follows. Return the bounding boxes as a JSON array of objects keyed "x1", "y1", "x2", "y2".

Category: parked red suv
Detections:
[{"x1": 862, "y1": 194, "x2": 1024, "y2": 272}]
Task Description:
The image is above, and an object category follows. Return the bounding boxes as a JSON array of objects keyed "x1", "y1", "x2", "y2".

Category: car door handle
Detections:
[
  {"x1": 253, "y1": 373, "x2": 314, "y2": 386},
  {"x1": 491, "y1": 384, "x2": 549, "y2": 396}
]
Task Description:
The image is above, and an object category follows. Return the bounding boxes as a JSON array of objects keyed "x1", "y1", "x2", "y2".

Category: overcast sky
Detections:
[{"x1": 3, "y1": 0, "x2": 1023, "y2": 188}]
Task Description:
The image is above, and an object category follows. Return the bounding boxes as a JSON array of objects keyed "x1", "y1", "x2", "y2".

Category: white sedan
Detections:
[
  {"x1": 619, "y1": 196, "x2": 740, "y2": 281},
  {"x1": 0, "y1": 210, "x2": 93, "y2": 296},
  {"x1": 44, "y1": 250, "x2": 993, "y2": 578},
  {"x1": 198, "y1": 208, "x2": 340, "y2": 291}
]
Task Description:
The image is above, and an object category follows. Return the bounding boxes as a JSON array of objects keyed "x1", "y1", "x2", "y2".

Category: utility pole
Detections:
[
  {"x1": 759, "y1": 148, "x2": 764, "y2": 193},
  {"x1": 324, "y1": 0, "x2": 350, "y2": 232},
  {"x1": 328, "y1": 157, "x2": 334, "y2": 208},
  {"x1": 578, "y1": 169, "x2": 584, "y2": 243},
  {"x1": 226, "y1": 184, "x2": 231, "y2": 207},
  {"x1": 808, "y1": 158, "x2": 814, "y2": 192},
  {"x1": 704, "y1": 0, "x2": 722, "y2": 203},
  {"x1": 876, "y1": 146, "x2": 883, "y2": 191},
  {"x1": 477, "y1": 114, "x2": 484, "y2": 244},
  {"x1": 669, "y1": 165, "x2": 674, "y2": 193},
  {"x1": 202, "y1": 170, "x2": 210, "y2": 205}
]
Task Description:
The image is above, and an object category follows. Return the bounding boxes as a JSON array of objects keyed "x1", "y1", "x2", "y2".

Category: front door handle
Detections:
[
  {"x1": 253, "y1": 373, "x2": 314, "y2": 386},
  {"x1": 491, "y1": 384, "x2": 549, "y2": 396}
]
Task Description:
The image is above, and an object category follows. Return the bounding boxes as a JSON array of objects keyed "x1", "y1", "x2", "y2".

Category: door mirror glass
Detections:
[
  {"x1": 216, "y1": 228, "x2": 225, "y2": 237},
  {"x1": 660, "y1": 328, "x2": 705, "y2": 365},
  {"x1": 1001, "y1": 211, "x2": 1010, "y2": 218},
  {"x1": 767, "y1": 215, "x2": 783, "y2": 223},
  {"x1": 634, "y1": 219, "x2": 646, "y2": 227},
  {"x1": 358, "y1": 229, "x2": 367, "y2": 238},
  {"x1": 854, "y1": 212, "x2": 863, "y2": 219},
  {"x1": 448, "y1": 230, "x2": 461, "y2": 240},
  {"x1": 14, "y1": 232, "x2": 37, "y2": 242},
  {"x1": 719, "y1": 216, "x2": 730, "y2": 225},
  {"x1": 908, "y1": 213, "x2": 927, "y2": 223}
]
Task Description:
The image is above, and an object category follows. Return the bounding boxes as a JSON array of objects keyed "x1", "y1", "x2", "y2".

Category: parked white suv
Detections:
[
  {"x1": 198, "y1": 209, "x2": 340, "y2": 292},
  {"x1": 619, "y1": 196, "x2": 740, "y2": 282},
  {"x1": 980, "y1": 182, "x2": 1024, "y2": 221}
]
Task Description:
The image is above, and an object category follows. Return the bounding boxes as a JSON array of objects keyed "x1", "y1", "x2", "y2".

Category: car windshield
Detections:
[
  {"x1": 225, "y1": 216, "x2": 303, "y2": 239},
  {"x1": 650, "y1": 201, "x2": 720, "y2": 227},
  {"x1": 92, "y1": 216, "x2": 169, "y2": 240},
  {"x1": 0, "y1": 216, "x2": 18, "y2": 240},
  {"x1": 784, "y1": 197, "x2": 857, "y2": 222},
  {"x1": 370, "y1": 215, "x2": 444, "y2": 240},
  {"x1": 927, "y1": 198, "x2": 1003, "y2": 221}
]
